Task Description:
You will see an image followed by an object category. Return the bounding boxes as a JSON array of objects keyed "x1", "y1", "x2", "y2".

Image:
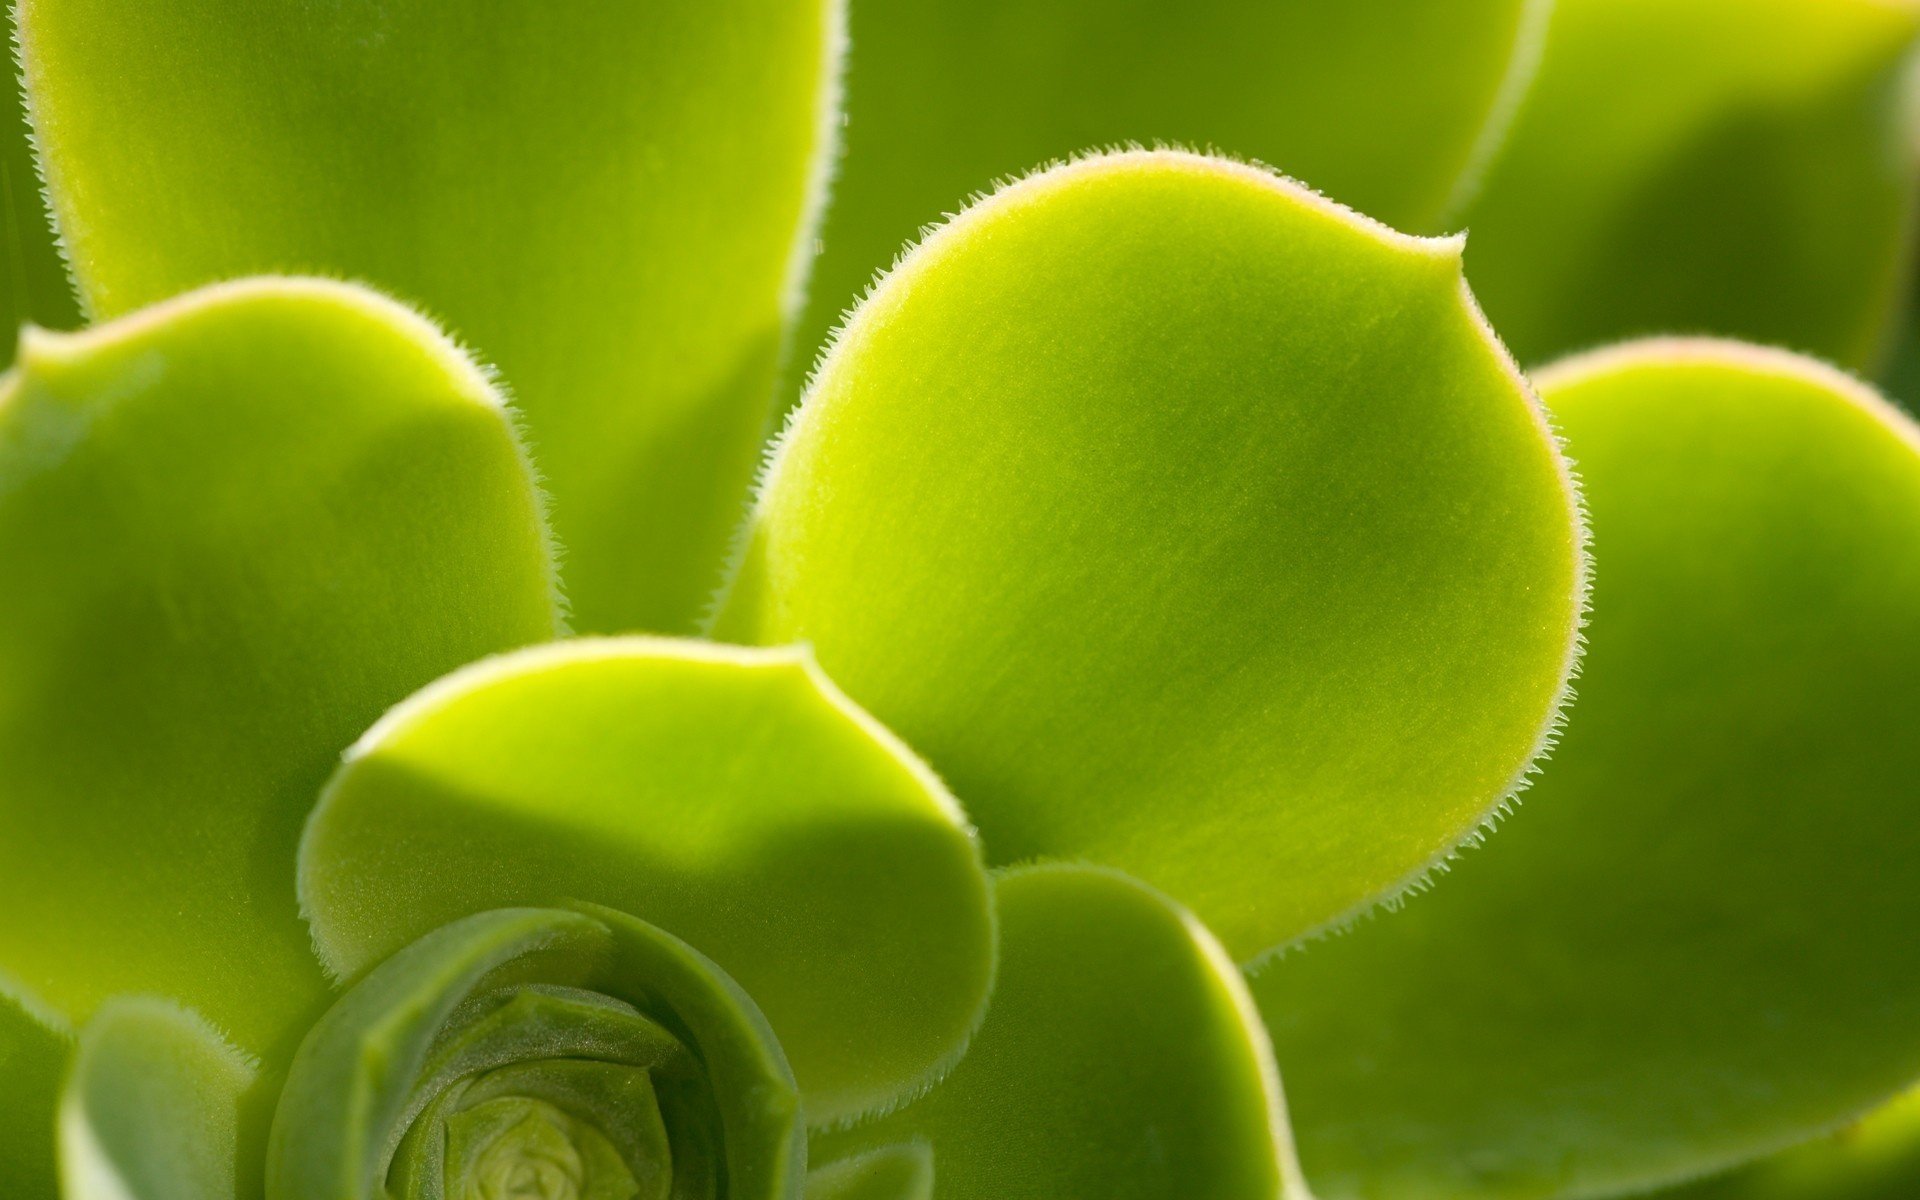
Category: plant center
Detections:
[{"x1": 450, "y1": 1096, "x2": 640, "y2": 1200}]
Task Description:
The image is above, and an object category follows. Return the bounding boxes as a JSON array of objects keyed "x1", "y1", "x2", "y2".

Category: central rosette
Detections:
[{"x1": 265, "y1": 906, "x2": 800, "y2": 1200}]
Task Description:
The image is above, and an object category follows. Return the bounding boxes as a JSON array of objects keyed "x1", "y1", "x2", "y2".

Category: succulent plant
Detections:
[{"x1": 2, "y1": 3, "x2": 1919, "y2": 1200}]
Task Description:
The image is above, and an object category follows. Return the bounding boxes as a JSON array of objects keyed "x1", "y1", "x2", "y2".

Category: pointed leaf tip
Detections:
[{"x1": 718, "y1": 149, "x2": 1587, "y2": 960}]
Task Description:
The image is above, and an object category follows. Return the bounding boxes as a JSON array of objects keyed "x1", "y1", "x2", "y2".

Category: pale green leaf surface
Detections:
[
  {"x1": 1661, "y1": 1087, "x2": 1920, "y2": 1200},
  {"x1": 269, "y1": 906, "x2": 799, "y2": 1200},
  {"x1": 301, "y1": 638, "x2": 994, "y2": 1127},
  {"x1": 1, "y1": 980, "x2": 69, "y2": 1200},
  {"x1": 715, "y1": 150, "x2": 1588, "y2": 959},
  {"x1": 1255, "y1": 341, "x2": 1920, "y2": 1199},
  {"x1": 17, "y1": 0, "x2": 839, "y2": 633},
  {"x1": 806, "y1": 1144, "x2": 934, "y2": 1200},
  {"x1": 0, "y1": 278, "x2": 561, "y2": 1056},
  {"x1": 794, "y1": 0, "x2": 1552, "y2": 377},
  {"x1": 1457, "y1": 0, "x2": 1920, "y2": 369},
  {"x1": 813, "y1": 865, "x2": 1299, "y2": 1200},
  {"x1": 0, "y1": 3, "x2": 79, "y2": 367},
  {"x1": 60, "y1": 998, "x2": 255, "y2": 1200}
]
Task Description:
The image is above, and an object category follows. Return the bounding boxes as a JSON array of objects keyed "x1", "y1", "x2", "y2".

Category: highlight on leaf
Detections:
[{"x1": 715, "y1": 147, "x2": 1589, "y2": 963}]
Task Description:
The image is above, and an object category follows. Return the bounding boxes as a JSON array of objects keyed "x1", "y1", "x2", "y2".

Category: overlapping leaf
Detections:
[
  {"x1": 61, "y1": 1000, "x2": 257, "y2": 1200},
  {"x1": 1256, "y1": 341, "x2": 1920, "y2": 1199},
  {"x1": 0, "y1": 278, "x2": 561, "y2": 1055},
  {"x1": 811, "y1": 865, "x2": 1299, "y2": 1200},
  {"x1": 301, "y1": 639, "x2": 994, "y2": 1127},
  {"x1": 795, "y1": 0, "x2": 1551, "y2": 376},
  {"x1": 715, "y1": 149, "x2": 1588, "y2": 959},
  {"x1": 17, "y1": 0, "x2": 840, "y2": 632},
  {"x1": 1458, "y1": 0, "x2": 1920, "y2": 368}
]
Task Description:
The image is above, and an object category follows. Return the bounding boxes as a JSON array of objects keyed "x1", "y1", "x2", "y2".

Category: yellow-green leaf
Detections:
[
  {"x1": 1458, "y1": 0, "x2": 1920, "y2": 369},
  {"x1": 715, "y1": 150, "x2": 1588, "y2": 959},
  {"x1": 301, "y1": 639, "x2": 993, "y2": 1127},
  {"x1": 17, "y1": 0, "x2": 840, "y2": 632},
  {"x1": 0, "y1": 278, "x2": 561, "y2": 1055},
  {"x1": 1256, "y1": 341, "x2": 1920, "y2": 1199},
  {"x1": 812, "y1": 865, "x2": 1299, "y2": 1200},
  {"x1": 792, "y1": 0, "x2": 1553, "y2": 380}
]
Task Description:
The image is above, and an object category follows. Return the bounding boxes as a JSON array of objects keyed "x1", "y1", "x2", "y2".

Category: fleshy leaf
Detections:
[
  {"x1": 1456, "y1": 0, "x2": 1920, "y2": 369},
  {"x1": 794, "y1": 0, "x2": 1552, "y2": 375},
  {"x1": 812, "y1": 865, "x2": 1301, "y2": 1200},
  {"x1": 1256, "y1": 341, "x2": 1920, "y2": 1199},
  {"x1": 1, "y1": 979, "x2": 69, "y2": 1200},
  {"x1": 714, "y1": 149, "x2": 1588, "y2": 959},
  {"x1": 0, "y1": 4, "x2": 80, "y2": 367},
  {"x1": 1664, "y1": 1087, "x2": 1920, "y2": 1200},
  {"x1": 269, "y1": 906, "x2": 799, "y2": 1200},
  {"x1": 16, "y1": 0, "x2": 840, "y2": 633},
  {"x1": 0, "y1": 278, "x2": 561, "y2": 1055},
  {"x1": 806, "y1": 1144, "x2": 935, "y2": 1200},
  {"x1": 59, "y1": 999, "x2": 256, "y2": 1200},
  {"x1": 300, "y1": 638, "x2": 994, "y2": 1127}
]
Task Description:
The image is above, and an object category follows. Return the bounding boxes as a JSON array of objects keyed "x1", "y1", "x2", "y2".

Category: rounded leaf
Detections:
[
  {"x1": 814, "y1": 865, "x2": 1299, "y2": 1200},
  {"x1": 714, "y1": 149, "x2": 1588, "y2": 959},
  {"x1": 60, "y1": 998, "x2": 256, "y2": 1200},
  {"x1": 805, "y1": 1144, "x2": 934, "y2": 1200},
  {"x1": 1257, "y1": 341, "x2": 1920, "y2": 1198},
  {"x1": 0, "y1": 278, "x2": 561, "y2": 1053},
  {"x1": 301, "y1": 638, "x2": 994, "y2": 1126}
]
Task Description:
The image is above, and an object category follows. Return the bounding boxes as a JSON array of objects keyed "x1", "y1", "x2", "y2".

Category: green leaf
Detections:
[
  {"x1": 0, "y1": 4, "x2": 80, "y2": 367},
  {"x1": 0, "y1": 278, "x2": 561, "y2": 1056},
  {"x1": 713, "y1": 149, "x2": 1588, "y2": 959},
  {"x1": 60, "y1": 998, "x2": 256, "y2": 1200},
  {"x1": 1254, "y1": 340, "x2": 1920, "y2": 1199},
  {"x1": 1, "y1": 979, "x2": 69, "y2": 1200},
  {"x1": 300, "y1": 638, "x2": 994, "y2": 1127},
  {"x1": 1456, "y1": 0, "x2": 1920, "y2": 369},
  {"x1": 1663, "y1": 1087, "x2": 1920, "y2": 1200},
  {"x1": 806, "y1": 1144, "x2": 934, "y2": 1200},
  {"x1": 16, "y1": 0, "x2": 839, "y2": 634},
  {"x1": 269, "y1": 906, "x2": 800, "y2": 1200},
  {"x1": 794, "y1": 0, "x2": 1552, "y2": 376},
  {"x1": 813, "y1": 865, "x2": 1300, "y2": 1200}
]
